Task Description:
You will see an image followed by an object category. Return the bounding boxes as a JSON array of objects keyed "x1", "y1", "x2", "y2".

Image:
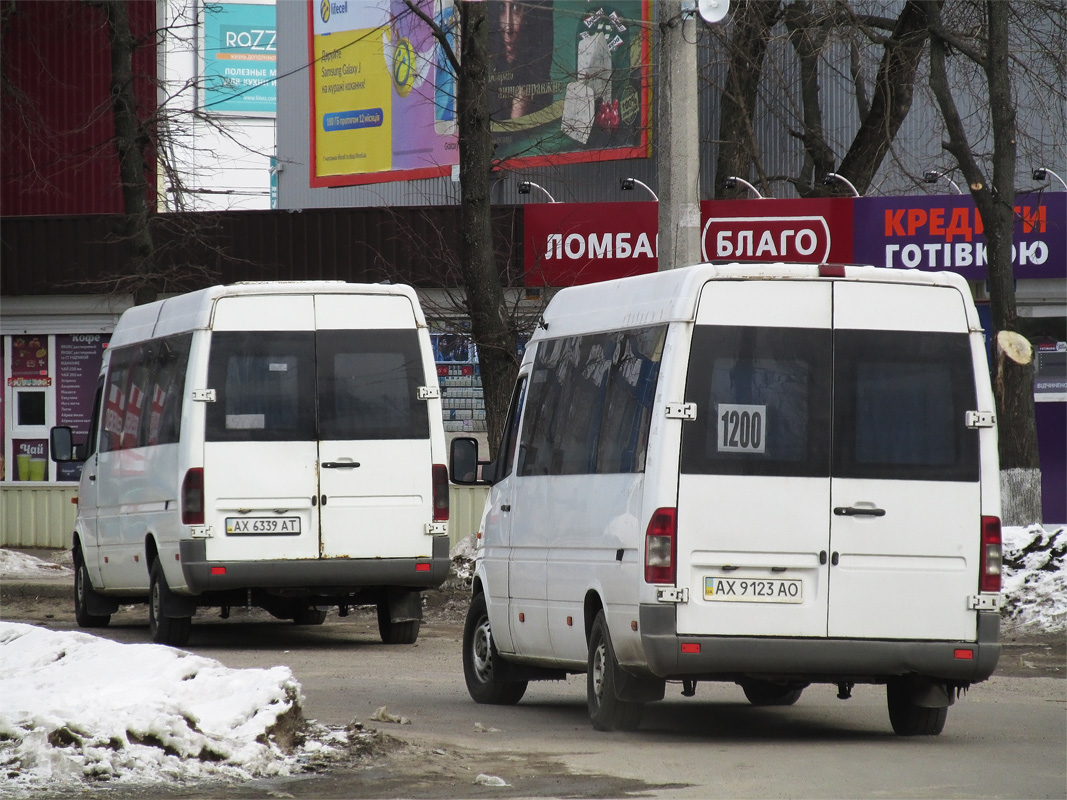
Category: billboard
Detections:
[
  {"x1": 524, "y1": 198, "x2": 855, "y2": 285},
  {"x1": 853, "y1": 193, "x2": 1065, "y2": 280},
  {"x1": 307, "y1": 1, "x2": 651, "y2": 188},
  {"x1": 202, "y1": 2, "x2": 277, "y2": 115}
]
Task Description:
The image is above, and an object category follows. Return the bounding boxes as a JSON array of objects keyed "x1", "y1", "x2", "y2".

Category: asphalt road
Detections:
[{"x1": 4, "y1": 572, "x2": 1066, "y2": 799}]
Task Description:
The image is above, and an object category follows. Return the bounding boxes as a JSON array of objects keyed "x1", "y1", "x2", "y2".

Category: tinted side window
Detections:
[
  {"x1": 499, "y1": 376, "x2": 528, "y2": 479},
  {"x1": 681, "y1": 326, "x2": 832, "y2": 477},
  {"x1": 318, "y1": 329, "x2": 429, "y2": 440},
  {"x1": 206, "y1": 332, "x2": 316, "y2": 442},
  {"x1": 144, "y1": 334, "x2": 191, "y2": 446},
  {"x1": 519, "y1": 326, "x2": 665, "y2": 477},
  {"x1": 101, "y1": 347, "x2": 133, "y2": 453},
  {"x1": 833, "y1": 330, "x2": 979, "y2": 481}
]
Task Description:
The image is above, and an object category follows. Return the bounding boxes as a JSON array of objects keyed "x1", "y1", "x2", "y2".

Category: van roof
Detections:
[
  {"x1": 108, "y1": 281, "x2": 422, "y2": 348},
  {"x1": 537, "y1": 262, "x2": 978, "y2": 339}
]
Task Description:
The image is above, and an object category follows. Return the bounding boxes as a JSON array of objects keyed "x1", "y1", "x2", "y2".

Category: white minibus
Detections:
[
  {"x1": 451, "y1": 263, "x2": 1002, "y2": 736},
  {"x1": 52, "y1": 281, "x2": 450, "y2": 647}
]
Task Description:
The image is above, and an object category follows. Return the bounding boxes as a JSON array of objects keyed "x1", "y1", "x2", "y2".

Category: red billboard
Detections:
[{"x1": 524, "y1": 198, "x2": 855, "y2": 286}]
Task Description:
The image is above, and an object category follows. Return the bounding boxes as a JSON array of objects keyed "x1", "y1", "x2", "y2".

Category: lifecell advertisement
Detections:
[{"x1": 307, "y1": 1, "x2": 651, "y2": 187}]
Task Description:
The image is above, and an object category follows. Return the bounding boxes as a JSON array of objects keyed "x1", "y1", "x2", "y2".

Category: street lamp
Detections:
[
  {"x1": 822, "y1": 172, "x2": 861, "y2": 197},
  {"x1": 923, "y1": 170, "x2": 962, "y2": 194},
  {"x1": 1032, "y1": 168, "x2": 1067, "y2": 190},
  {"x1": 620, "y1": 177, "x2": 659, "y2": 202},
  {"x1": 723, "y1": 176, "x2": 766, "y2": 199},
  {"x1": 518, "y1": 181, "x2": 557, "y2": 203}
]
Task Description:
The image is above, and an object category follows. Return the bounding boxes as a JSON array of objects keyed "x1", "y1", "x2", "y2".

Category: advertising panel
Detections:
[
  {"x1": 853, "y1": 193, "x2": 1065, "y2": 280},
  {"x1": 699, "y1": 198, "x2": 854, "y2": 265},
  {"x1": 307, "y1": 1, "x2": 651, "y2": 187},
  {"x1": 524, "y1": 198, "x2": 855, "y2": 286},
  {"x1": 202, "y1": 2, "x2": 277, "y2": 115},
  {"x1": 55, "y1": 334, "x2": 109, "y2": 481}
]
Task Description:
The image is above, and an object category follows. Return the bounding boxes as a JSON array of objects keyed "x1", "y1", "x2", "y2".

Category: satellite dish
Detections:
[{"x1": 698, "y1": 0, "x2": 730, "y2": 24}]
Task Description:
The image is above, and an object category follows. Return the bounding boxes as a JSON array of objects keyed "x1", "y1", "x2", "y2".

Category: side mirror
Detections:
[
  {"x1": 450, "y1": 437, "x2": 481, "y2": 485},
  {"x1": 50, "y1": 426, "x2": 80, "y2": 462}
]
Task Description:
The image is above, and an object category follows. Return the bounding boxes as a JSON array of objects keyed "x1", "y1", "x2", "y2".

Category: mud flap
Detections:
[
  {"x1": 902, "y1": 675, "x2": 956, "y2": 708},
  {"x1": 615, "y1": 669, "x2": 666, "y2": 703},
  {"x1": 384, "y1": 587, "x2": 423, "y2": 624}
]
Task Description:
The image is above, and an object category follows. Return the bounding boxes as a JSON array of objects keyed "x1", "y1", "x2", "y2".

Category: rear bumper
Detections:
[
  {"x1": 178, "y1": 536, "x2": 450, "y2": 594},
  {"x1": 638, "y1": 604, "x2": 1000, "y2": 684}
]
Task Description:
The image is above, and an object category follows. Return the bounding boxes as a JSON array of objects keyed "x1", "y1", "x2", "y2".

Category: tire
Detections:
[
  {"x1": 887, "y1": 678, "x2": 948, "y2": 736},
  {"x1": 293, "y1": 605, "x2": 328, "y2": 625},
  {"x1": 587, "y1": 611, "x2": 643, "y2": 731},
  {"x1": 377, "y1": 600, "x2": 420, "y2": 644},
  {"x1": 740, "y1": 679, "x2": 804, "y2": 707},
  {"x1": 149, "y1": 560, "x2": 192, "y2": 647},
  {"x1": 73, "y1": 555, "x2": 110, "y2": 628},
  {"x1": 462, "y1": 593, "x2": 527, "y2": 705}
]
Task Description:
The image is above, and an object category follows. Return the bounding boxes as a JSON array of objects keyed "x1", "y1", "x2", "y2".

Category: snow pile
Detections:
[
  {"x1": 449, "y1": 534, "x2": 478, "y2": 587},
  {"x1": 0, "y1": 548, "x2": 72, "y2": 577},
  {"x1": 1002, "y1": 525, "x2": 1067, "y2": 634},
  {"x1": 0, "y1": 623, "x2": 357, "y2": 796}
]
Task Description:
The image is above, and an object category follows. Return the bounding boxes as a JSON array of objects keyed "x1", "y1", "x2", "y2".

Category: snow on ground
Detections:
[
  {"x1": 1001, "y1": 524, "x2": 1067, "y2": 634},
  {"x1": 0, "y1": 548, "x2": 72, "y2": 577},
  {"x1": 0, "y1": 526, "x2": 1062, "y2": 794}
]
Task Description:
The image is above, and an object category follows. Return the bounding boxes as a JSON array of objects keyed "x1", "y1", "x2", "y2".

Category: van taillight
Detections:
[
  {"x1": 432, "y1": 464, "x2": 449, "y2": 522},
  {"x1": 644, "y1": 508, "x2": 677, "y2": 584},
  {"x1": 182, "y1": 468, "x2": 205, "y2": 525},
  {"x1": 979, "y1": 516, "x2": 1002, "y2": 593}
]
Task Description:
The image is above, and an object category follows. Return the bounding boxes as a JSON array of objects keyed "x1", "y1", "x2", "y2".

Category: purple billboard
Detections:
[{"x1": 853, "y1": 192, "x2": 1065, "y2": 280}]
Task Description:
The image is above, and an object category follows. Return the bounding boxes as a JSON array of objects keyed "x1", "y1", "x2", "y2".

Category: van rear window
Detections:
[
  {"x1": 681, "y1": 326, "x2": 980, "y2": 482},
  {"x1": 681, "y1": 326, "x2": 832, "y2": 477},
  {"x1": 207, "y1": 332, "x2": 316, "y2": 442},
  {"x1": 206, "y1": 329, "x2": 428, "y2": 443},
  {"x1": 317, "y1": 329, "x2": 429, "y2": 441},
  {"x1": 832, "y1": 330, "x2": 979, "y2": 482}
]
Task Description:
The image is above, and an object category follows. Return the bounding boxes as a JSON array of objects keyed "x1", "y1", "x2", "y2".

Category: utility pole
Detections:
[{"x1": 657, "y1": 0, "x2": 701, "y2": 271}]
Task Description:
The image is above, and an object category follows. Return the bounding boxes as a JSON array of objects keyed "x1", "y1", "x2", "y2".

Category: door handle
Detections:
[
  {"x1": 833, "y1": 506, "x2": 886, "y2": 517},
  {"x1": 322, "y1": 462, "x2": 360, "y2": 469},
  {"x1": 500, "y1": 504, "x2": 511, "y2": 512}
]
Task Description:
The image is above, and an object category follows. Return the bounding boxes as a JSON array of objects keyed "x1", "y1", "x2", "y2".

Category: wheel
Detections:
[
  {"x1": 73, "y1": 555, "x2": 110, "y2": 628},
  {"x1": 149, "y1": 560, "x2": 192, "y2": 647},
  {"x1": 293, "y1": 605, "x2": 327, "y2": 625},
  {"x1": 462, "y1": 593, "x2": 527, "y2": 705},
  {"x1": 587, "y1": 611, "x2": 643, "y2": 731},
  {"x1": 740, "y1": 679, "x2": 804, "y2": 706},
  {"x1": 377, "y1": 600, "x2": 420, "y2": 644},
  {"x1": 887, "y1": 678, "x2": 948, "y2": 736}
]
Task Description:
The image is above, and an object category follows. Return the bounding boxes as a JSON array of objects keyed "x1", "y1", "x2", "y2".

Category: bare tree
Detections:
[
  {"x1": 97, "y1": 0, "x2": 159, "y2": 305},
  {"x1": 406, "y1": 0, "x2": 520, "y2": 449},
  {"x1": 926, "y1": 0, "x2": 1042, "y2": 524}
]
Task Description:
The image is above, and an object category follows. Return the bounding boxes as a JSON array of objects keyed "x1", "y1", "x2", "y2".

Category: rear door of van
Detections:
[
  {"x1": 202, "y1": 292, "x2": 435, "y2": 564},
  {"x1": 676, "y1": 277, "x2": 982, "y2": 642}
]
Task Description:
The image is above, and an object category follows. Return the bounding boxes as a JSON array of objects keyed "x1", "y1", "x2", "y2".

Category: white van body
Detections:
[
  {"x1": 55, "y1": 282, "x2": 450, "y2": 646},
  {"x1": 456, "y1": 263, "x2": 1002, "y2": 735}
]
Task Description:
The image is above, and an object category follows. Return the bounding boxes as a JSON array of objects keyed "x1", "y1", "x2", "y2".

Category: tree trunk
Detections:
[
  {"x1": 837, "y1": 1, "x2": 929, "y2": 195},
  {"x1": 926, "y1": 0, "x2": 1042, "y2": 524},
  {"x1": 457, "y1": 1, "x2": 517, "y2": 451},
  {"x1": 102, "y1": 0, "x2": 157, "y2": 306}
]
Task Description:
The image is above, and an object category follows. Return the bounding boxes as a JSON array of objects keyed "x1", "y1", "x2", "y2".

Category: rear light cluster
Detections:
[
  {"x1": 432, "y1": 464, "x2": 449, "y2": 522},
  {"x1": 979, "y1": 516, "x2": 1002, "y2": 593},
  {"x1": 182, "y1": 468, "x2": 204, "y2": 525},
  {"x1": 644, "y1": 508, "x2": 677, "y2": 584}
]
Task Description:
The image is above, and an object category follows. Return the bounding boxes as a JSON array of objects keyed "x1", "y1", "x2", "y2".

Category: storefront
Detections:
[{"x1": 3, "y1": 193, "x2": 1064, "y2": 545}]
